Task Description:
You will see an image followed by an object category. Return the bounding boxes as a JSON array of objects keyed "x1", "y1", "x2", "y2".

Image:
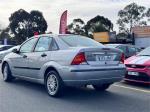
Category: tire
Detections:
[
  {"x1": 2, "y1": 63, "x2": 14, "y2": 82},
  {"x1": 93, "y1": 83, "x2": 111, "y2": 91},
  {"x1": 45, "y1": 70, "x2": 64, "y2": 97}
]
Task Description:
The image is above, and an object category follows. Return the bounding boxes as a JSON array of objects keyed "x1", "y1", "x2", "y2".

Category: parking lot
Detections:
[{"x1": 0, "y1": 72, "x2": 150, "y2": 112}]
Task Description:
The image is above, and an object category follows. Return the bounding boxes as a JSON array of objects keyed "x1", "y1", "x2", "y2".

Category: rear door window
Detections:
[
  {"x1": 50, "y1": 40, "x2": 59, "y2": 51},
  {"x1": 34, "y1": 36, "x2": 52, "y2": 52}
]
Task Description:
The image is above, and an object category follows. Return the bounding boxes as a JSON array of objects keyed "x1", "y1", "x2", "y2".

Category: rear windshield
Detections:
[
  {"x1": 138, "y1": 47, "x2": 150, "y2": 56},
  {"x1": 59, "y1": 35, "x2": 104, "y2": 47}
]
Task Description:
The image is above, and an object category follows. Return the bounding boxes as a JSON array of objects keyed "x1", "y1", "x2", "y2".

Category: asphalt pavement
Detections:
[{"x1": 0, "y1": 74, "x2": 150, "y2": 112}]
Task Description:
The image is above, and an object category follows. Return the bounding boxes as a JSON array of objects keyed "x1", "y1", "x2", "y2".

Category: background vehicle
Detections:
[
  {"x1": 0, "y1": 45, "x2": 14, "y2": 51},
  {"x1": 0, "y1": 46, "x2": 20, "y2": 62},
  {"x1": 106, "y1": 44, "x2": 141, "y2": 58},
  {"x1": 1, "y1": 34, "x2": 126, "y2": 97},
  {"x1": 124, "y1": 47, "x2": 150, "y2": 85}
]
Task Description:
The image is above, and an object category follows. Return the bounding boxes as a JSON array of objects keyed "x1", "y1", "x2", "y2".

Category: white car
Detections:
[
  {"x1": 0, "y1": 46, "x2": 20, "y2": 62},
  {"x1": 1, "y1": 34, "x2": 126, "y2": 97},
  {"x1": 0, "y1": 45, "x2": 14, "y2": 51}
]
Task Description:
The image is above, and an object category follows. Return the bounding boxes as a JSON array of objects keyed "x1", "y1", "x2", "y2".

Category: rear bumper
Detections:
[
  {"x1": 59, "y1": 65, "x2": 126, "y2": 86},
  {"x1": 64, "y1": 77, "x2": 123, "y2": 86}
]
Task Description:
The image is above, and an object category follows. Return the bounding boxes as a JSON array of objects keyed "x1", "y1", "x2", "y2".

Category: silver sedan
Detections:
[{"x1": 1, "y1": 34, "x2": 126, "y2": 97}]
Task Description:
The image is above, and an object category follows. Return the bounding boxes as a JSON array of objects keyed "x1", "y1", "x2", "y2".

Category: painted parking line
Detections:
[{"x1": 113, "y1": 84, "x2": 150, "y2": 94}]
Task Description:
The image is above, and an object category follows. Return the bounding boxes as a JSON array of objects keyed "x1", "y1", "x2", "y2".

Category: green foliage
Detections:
[
  {"x1": 67, "y1": 18, "x2": 85, "y2": 35},
  {"x1": 67, "y1": 16, "x2": 113, "y2": 38},
  {"x1": 85, "y1": 15, "x2": 113, "y2": 37},
  {"x1": 9, "y1": 9, "x2": 47, "y2": 44},
  {"x1": 117, "y1": 3, "x2": 147, "y2": 34},
  {"x1": 0, "y1": 27, "x2": 11, "y2": 40},
  {"x1": 146, "y1": 8, "x2": 150, "y2": 21}
]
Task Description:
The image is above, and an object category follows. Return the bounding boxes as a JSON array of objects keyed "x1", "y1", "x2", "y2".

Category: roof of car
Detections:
[
  {"x1": 33, "y1": 34, "x2": 81, "y2": 38},
  {"x1": 106, "y1": 44, "x2": 134, "y2": 47}
]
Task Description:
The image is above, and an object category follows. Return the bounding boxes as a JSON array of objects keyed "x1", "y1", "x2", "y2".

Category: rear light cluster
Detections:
[
  {"x1": 71, "y1": 52, "x2": 87, "y2": 65},
  {"x1": 120, "y1": 53, "x2": 125, "y2": 63}
]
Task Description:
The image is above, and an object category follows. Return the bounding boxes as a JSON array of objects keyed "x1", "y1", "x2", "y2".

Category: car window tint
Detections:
[
  {"x1": 34, "y1": 36, "x2": 52, "y2": 52},
  {"x1": 136, "y1": 48, "x2": 141, "y2": 52},
  {"x1": 129, "y1": 46, "x2": 136, "y2": 54},
  {"x1": 117, "y1": 46, "x2": 126, "y2": 53},
  {"x1": 51, "y1": 40, "x2": 59, "y2": 51},
  {"x1": 20, "y1": 38, "x2": 37, "y2": 53}
]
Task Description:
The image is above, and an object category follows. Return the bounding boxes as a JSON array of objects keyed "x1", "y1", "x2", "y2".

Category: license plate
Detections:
[
  {"x1": 96, "y1": 55, "x2": 114, "y2": 61},
  {"x1": 128, "y1": 72, "x2": 139, "y2": 76}
]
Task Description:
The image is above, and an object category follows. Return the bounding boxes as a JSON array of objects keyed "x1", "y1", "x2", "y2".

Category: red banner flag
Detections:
[{"x1": 59, "y1": 10, "x2": 67, "y2": 34}]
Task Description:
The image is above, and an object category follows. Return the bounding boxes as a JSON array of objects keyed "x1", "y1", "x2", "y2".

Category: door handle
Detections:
[
  {"x1": 23, "y1": 55, "x2": 27, "y2": 58},
  {"x1": 41, "y1": 53, "x2": 47, "y2": 57}
]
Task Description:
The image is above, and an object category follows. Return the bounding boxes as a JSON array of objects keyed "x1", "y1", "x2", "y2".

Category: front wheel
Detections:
[
  {"x1": 93, "y1": 83, "x2": 111, "y2": 91},
  {"x1": 45, "y1": 71, "x2": 64, "y2": 97},
  {"x1": 2, "y1": 63, "x2": 14, "y2": 82}
]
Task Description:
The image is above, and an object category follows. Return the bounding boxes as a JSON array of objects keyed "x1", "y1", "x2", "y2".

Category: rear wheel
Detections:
[
  {"x1": 93, "y1": 83, "x2": 111, "y2": 91},
  {"x1": 45, "y1": 70, "x2": 64, "y2": 97},
  {"x1": 2, "y1": 63, "x2": 14, "y2": 82}
]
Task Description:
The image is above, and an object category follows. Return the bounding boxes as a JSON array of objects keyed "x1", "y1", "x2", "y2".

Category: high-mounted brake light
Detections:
[
  {"x1": 71, "y1": 52, "x2": 87, "y2": 65},
  {"x1": 34, "y1": 32, "x2": 39, "y2": 38},
  {"x1": 120, "y1": 53, "x2": 125, "y2": 63}
]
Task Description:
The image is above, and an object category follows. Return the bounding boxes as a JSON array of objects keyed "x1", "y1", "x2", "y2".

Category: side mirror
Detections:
[{"x1": 12, "y1": 48, "x2": 19, "y2": 54}]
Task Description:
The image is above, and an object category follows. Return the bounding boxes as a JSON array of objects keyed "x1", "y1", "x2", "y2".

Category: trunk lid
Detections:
[{"x1": 79, "y1": 47, "x2": 122, "y2": 66}]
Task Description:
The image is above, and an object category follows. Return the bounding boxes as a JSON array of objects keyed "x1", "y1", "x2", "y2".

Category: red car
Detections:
[{"x1": 124, "y1": 47, "x2": 150, "y2": 85}]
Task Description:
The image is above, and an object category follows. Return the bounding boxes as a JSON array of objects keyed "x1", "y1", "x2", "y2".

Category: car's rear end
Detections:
[{"x1": 56, "y1": 35, "x2": 126, "y2": 87}]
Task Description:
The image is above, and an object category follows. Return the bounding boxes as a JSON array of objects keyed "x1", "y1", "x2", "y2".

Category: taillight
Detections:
[
  {"x1": 120, "y1": 53, "x2": 125, "y2": 63},
  {"x1": 71, "y1": 52, "x2": 87, "y2": 65}
]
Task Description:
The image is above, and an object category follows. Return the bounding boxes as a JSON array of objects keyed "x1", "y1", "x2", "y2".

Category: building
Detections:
[
  {"x1": 93, "y1": 31, "x2": 116, "y2": 43},
  {"x1": 132, "y1": 26, "x2": 150, "y2": 48}
]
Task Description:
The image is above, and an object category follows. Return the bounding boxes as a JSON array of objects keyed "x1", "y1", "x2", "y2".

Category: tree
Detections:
[
  {"x1": 146, "y1": 8, "x2": 150, "y2": 21},
  {"x1": 0, "y1": 27, "x2": 17, "y2": 44},
  {"x1": 85, "y1": 15, "x2": 113, "y2": 37},
  {"x1": 0, "y1": 27, "x2": 11, "y2": 40},
  {"x1": 117, "y1": 3, "x2": 147, "y2": 34},
  {"x1": 67, "y1": 18, "x2": 85, "y2": 35},
  {"x1": 9, "y1": 9, "x2": 47, "y2": 44}
]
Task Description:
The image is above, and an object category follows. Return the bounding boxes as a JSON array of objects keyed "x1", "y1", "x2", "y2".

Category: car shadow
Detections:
[
  {"x1": 122, "y1": 81, "x2": 150, "y2": 90},
  {"x1": 1, "y1": 78, "x2": 149, "y2": 112},
  {"x1": 7, "y1": 78, "x2": 138, "y2": 100}
]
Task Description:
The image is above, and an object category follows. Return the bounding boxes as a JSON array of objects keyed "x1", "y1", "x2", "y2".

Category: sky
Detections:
[{"x1": 0, "y1": 0, "x2": 149, "y2": 33}]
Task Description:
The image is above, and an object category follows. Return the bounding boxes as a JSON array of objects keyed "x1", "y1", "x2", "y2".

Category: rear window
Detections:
[{"x1": 59, "y1": 35, "x2": 104, "y2": 47}]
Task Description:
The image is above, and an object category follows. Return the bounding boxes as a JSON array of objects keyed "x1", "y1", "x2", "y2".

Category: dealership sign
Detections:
[{"x1": 59, "y1": 10, "x2": 67, "y2": 34}]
